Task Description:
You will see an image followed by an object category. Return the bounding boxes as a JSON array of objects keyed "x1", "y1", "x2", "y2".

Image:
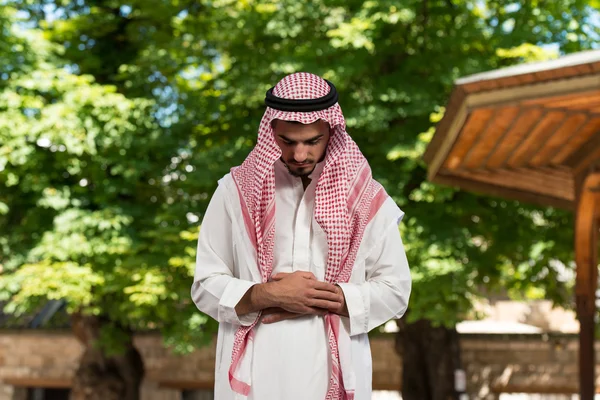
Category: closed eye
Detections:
[{"x1": 278, "y1": 135, "x2": 323, "y2": 145}]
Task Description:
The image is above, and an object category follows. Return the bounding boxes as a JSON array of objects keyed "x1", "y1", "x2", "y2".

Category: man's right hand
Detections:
[
  {"x1": 234, "y1": 271, "x2": 342, "y2": 318},
  {"x1": 265, "y1": 271, "x2": 342, "y2": 314}
]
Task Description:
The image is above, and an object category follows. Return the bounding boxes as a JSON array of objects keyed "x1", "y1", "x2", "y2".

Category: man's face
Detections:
[{"x1": 273, "y1": 119, "x2": 331, "y2": 177}]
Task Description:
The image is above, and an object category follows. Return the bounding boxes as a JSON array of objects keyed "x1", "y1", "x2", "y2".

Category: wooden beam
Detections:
[
  {"x1": 534, "y1": 92, "x2": 600, "y2": 109},
  {"x1": 536, "y1": 165, "x2": 573, "y2": 174},
  {"x1": 459, "y1": 57, "x2": 600, "y2": 94},
  {"x1": 448, "y1": 167, "x2": 574, "y2": 202},
  {"x1": 458, "y1": 107, "x2": 498, "y2": 169},
  {"x1": 522, "y1": 89, "x2": 600, "y2": 107},
  {"x1": 547, "y1": 102, "x2": 600, "y2": 112},
  {"x1": 423, "y1": 87, "x2": 467, "y2": 164},
  {"x1": 565, "y1": 131, "x2": 600, "y2": 174},
  {"x1": 432, "y1": 173, "x2": 573, "y2": 210},
  {"x1": 466, "y1": 74, "x2": 600, "y2": 109},
  {"x1": 530, "y1": 113, "x2": 588, "y2": 167},
  {"x1": 530, "y1": 105, "x2": 600, "y2": 117},
  {"x1": 443, "y1": 108, "x2": 496, "y2": 170},
  {"x1": 574, "y1": 172, "x2": 600, "y2": 400},
  {"x1": 427, "y1": 89, "x2": 470, "y2": 181},
  {"x1": 565, "y1": 137, "x2": 600, "y2": 173},
  {"x1": 553, "y1": 117, "x2": 600, "y2": 164},
  {"x1": 545, "y1": 114, "x2": 591, "y2": 166},
  {"x1": 463, "y1": 106, "x2": 521, "y2": 170},
  {"x1": 484, "y1": 108, "x2": 544, "y2": 169},
  {"x1": 506, "y1": 111, "x2": 566, "y2": 168}
]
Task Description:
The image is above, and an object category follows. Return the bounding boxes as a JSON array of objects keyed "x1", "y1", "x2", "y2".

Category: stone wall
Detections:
[
  {"x1": 460, "y1": 333, "x2": 591, "y2": 399},
  {"x1": 0, "y1": 330, "x2": 597, "y2": 399}
]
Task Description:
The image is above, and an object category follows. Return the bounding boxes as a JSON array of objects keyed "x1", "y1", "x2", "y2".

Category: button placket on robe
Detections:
[{"x1": 291, "y1": 179, "x2": 311, "y2": 271}]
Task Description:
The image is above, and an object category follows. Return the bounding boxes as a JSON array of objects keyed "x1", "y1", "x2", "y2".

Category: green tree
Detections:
[
  {"x1": 0, "y1": 7, "x2": 218, "y2": 399},
  {"x1": 1, "y1": 1, "x2": 599, "y2": 399}
]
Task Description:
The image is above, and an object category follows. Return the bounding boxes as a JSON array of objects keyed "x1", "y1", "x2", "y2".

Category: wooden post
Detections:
[{"x1": 575, "y1": 172, "x2": 600, "y2": 400}]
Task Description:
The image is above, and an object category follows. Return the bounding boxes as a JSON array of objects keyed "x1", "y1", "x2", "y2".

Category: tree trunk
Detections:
[
  {"x1": 396, "y1": 318, "x2": 463, "y2": 400},
  {"x1": 70, "y1": 314, "x2": 144, "y2": 400}
]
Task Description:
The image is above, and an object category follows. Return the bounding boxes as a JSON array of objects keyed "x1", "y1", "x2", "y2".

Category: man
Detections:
[{"x1": 191, "y1": 72, "x2": 411, "y2": 400}]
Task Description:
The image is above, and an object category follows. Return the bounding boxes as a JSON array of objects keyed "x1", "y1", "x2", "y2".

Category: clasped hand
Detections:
[{"x1": 261, "y1": 271, "x2": 347, "y2": 324}]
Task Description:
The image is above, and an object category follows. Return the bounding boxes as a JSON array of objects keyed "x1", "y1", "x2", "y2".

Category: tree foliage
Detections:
[
  {"x1": 0, "y1": 6, "x2": 217, "y2": 352},
  {"x1": 1, "y1": 0, "x2": 599, "y2": 354}
]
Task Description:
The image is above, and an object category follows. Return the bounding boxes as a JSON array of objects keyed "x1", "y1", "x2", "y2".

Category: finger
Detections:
[
  {"x1": 307, "y1": 299, "x2": 342, "y2": 312},
  {"x1": 309, "y1": 289, "x2": 343, "y2": 303},
  {"x1": 311, "y1": 281, "x2": 338, "y2": 292}
]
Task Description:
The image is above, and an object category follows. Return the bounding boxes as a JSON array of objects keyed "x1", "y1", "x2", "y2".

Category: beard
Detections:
[{"x1": 282, "y1": 158, "x2": 315, "y2": 177}]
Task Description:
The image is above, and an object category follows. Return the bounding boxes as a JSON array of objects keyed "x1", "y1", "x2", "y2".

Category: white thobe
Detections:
[{"x1": 191, "y1": 160, "x2": 411, "y2": 400}]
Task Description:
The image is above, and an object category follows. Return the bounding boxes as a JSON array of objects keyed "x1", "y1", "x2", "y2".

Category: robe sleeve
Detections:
[
  {"x1": 191, "y1": 185, "x2": 259, "y2": 326},
  {"x1": 337, "y1": 215, "x2": 412, "y2": 336}
]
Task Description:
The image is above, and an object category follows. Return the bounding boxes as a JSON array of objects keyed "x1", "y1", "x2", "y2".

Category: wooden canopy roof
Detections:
[{"x1": 423, "y1": 50, "x2": 600, "y2": 210}]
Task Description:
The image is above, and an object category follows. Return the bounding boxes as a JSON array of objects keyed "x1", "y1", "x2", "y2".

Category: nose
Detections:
[{"x1": 293, "y1": 145, "x2": 308, "y2": 163}]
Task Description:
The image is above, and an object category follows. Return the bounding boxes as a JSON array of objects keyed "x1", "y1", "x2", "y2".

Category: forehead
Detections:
[{"x1": 272, "y1": 119, "x2": 330, "y2": 139}]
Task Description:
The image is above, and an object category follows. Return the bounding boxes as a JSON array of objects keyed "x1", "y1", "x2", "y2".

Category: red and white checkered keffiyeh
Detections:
[{"x1": 229, "y1": 72, "x2": 388, "y2": 399}]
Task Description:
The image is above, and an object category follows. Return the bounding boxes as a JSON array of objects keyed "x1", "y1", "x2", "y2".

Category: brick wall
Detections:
[{"x1": 0, "y1": 330, "x2": 597, "y2": 399}]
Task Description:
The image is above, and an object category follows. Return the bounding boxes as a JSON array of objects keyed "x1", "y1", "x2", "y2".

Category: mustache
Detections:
[
  {"x1": 286, "y1": 159, "x2": 314, "y2": 165},
  {"x1": 281, "y1": 159, "x2": 316, "y2": 177}
]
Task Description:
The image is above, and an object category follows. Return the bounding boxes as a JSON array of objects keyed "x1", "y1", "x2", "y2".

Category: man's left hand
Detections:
[{"x1": 261, "y1": 278, "x2": 348, "y2": 324}]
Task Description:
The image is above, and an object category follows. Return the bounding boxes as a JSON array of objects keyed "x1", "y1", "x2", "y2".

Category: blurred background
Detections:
[{"x1": 1, "y1": 0, "x2": 600, "y2": 399}]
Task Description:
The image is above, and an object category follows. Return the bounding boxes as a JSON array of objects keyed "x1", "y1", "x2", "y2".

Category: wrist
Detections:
[{"x1": 252, "y1": 282, "x2": 280, "y2": 310}]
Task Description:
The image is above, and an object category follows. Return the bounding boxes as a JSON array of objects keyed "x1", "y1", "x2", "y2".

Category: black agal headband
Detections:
[{"x1": 264, "y1": 80, "x2": 338, "y2": 112}]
